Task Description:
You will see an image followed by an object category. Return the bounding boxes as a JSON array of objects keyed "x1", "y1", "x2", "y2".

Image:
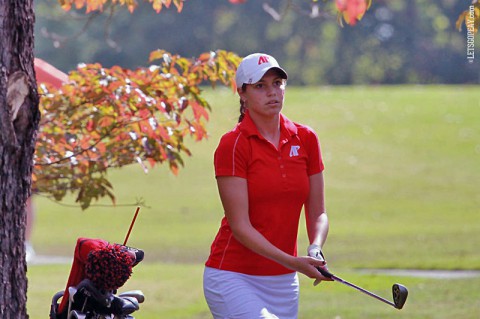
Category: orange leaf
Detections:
[
  {"x1": 190, "y1": 122, "x2": 207, "y2": 141},
  {"x1": 86, "y1": 119, "x2": 95, "y2": 132},
  {"x1": 347, "y1": 0, "x2": 366, "y2": 24},
  {"x1": 60, "y1": 0, "x2": 72, "y2": 11},
  {"x1": 150, "y1": 0, "x2": 163, "y2": 13},
  {"x1": 191, "y1": 101, "x2": 209, "y2": 121},
  {"x1": 149, "y1": 49, "x2": 166, "y2": 62},
  {"x1": 198, "y1": 52, "x2": 214, "y2": 62},
  {"x1": 98, "y1": 116, "x2": 113, "y2": 128},
  {"x1": 336, "y1": 0, "x2": 367, "y2": 26},
  {"x1": 96, "y1": 142, "x2": 106, "y2": 153},
  {"x1": 157, "y1": 125, "x2": 171, "y2": 140},
  {"x1": 456, "y1": 11, "x2": 468, "y2": 31},
  {"x1": 74, "y1": 0, "x2": 85, "y2": 9},
  {"x1": 169, "y1": 161, "x2": 179, "y2": 175},
  {"x1": 174, "y1": 0, "x2": 183, "y2": 12},
  {"x1": 335, "y1": 0, "x2": 347, "y2": 11},
  {"x1": 147, "y1": 157, "x2": 157, "y2": 168}
]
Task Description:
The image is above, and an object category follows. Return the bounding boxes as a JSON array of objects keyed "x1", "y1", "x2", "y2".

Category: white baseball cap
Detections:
[{"x1": 235, "y1": 53, "x2": 288, "y2": 88}]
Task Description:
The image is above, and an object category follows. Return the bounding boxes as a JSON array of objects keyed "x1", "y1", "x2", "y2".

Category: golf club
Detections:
[{"x1": 317, "y1": 267, "x2": 408, "y2": 310}]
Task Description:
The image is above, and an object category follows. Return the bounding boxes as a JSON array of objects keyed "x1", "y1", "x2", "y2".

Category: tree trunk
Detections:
[{"x1": 0, "y1": 0, "x2": 39, "y2": 317}]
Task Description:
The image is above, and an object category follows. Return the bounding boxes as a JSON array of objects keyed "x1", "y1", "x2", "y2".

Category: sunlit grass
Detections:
[{"x1": 28, "y1": 263, "x2": 480, "y2": 318}]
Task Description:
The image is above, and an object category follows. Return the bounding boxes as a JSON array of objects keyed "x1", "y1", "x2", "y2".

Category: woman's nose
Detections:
[{"x1": 266, "y1": 85, "x2": 276, "y2": 95}]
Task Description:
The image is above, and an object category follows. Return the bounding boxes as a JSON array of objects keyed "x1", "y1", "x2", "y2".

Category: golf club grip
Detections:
[{"x1": 316, "y1": 267, "x2": 334, "y2": 279}]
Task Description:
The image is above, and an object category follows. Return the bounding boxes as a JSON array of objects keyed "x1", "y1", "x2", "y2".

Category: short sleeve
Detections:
[
  {"x1": 214, "y1": 132, "x2": 249, "y2": 179},
  {"x1": 303, "y1": 128, "x2": 324, "y2": 176}
]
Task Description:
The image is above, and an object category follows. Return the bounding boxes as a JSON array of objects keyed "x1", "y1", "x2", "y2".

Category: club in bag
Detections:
[
  {"x1": 123, "y1": 206, "x2": 140, "y2": 245},
  {"x1": 317, "y1": 267, "x2": 408, "y2": 310}
]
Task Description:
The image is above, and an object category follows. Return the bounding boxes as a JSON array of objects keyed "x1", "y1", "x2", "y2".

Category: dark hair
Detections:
[
  {"x1": 238, "y1": 84, "x2": 247, "y2": 122},
  {"x1": 85, "y1": 245, "x2": 134, "y2": 291}
]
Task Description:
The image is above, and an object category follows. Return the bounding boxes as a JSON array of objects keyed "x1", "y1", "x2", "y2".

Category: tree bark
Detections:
[{"x1": 0, "y1": 0, "x2": 39, "y2": 317}]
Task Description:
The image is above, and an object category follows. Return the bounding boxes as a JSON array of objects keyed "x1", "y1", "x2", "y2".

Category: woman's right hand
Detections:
[{"x1": 287, "y1": 256, "x2": 333, "y2": 284}]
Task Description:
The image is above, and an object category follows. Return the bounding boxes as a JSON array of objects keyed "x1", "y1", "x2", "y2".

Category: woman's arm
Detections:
[
  {"x1": 217, "y1": 176, "x2": 329, "y2": 280},
  {"x1": 305, "y1": 172, "x2": 332, "y2": 284},
  {"x1": 305, "y1": 172, "x2": 329, "y2": 248}
]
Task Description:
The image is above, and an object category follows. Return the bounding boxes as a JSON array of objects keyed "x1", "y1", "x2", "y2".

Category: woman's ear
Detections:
[{"x1": 237, "y1": 90, "x2": 245, "y2": 103}]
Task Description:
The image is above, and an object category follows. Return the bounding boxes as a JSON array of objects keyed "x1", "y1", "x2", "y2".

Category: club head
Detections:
[
  {"x1": 392, "y1": 283, "x2": 408, "y2": 309},
  {"x1": 119, "y1": 290, "x2": 145, "y2": 303}
]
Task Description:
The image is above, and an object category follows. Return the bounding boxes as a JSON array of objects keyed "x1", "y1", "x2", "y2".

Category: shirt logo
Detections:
[
  {"x1": 289, "y1": 145, "x2": 300, "y2": 157},
  {"x1": 258, "y1": 55, "x2": 270, "y2": 65}
]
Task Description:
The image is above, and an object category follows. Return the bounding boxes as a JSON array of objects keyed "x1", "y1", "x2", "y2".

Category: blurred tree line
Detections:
[{"x1": 35, "y1": 0, "x2": 479, "y2": 85}]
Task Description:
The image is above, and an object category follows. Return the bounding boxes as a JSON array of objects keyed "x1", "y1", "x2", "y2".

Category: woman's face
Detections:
[{"x1": 238, "y1": 69, "x2": 286, "y2": 120}]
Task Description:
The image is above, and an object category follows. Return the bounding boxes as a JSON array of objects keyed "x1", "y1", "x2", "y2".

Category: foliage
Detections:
[
  {"x1": 59, "y1": 0, "x2": 184, "y2": 13},
  {"x1": 456, "y1": 1, "x2": 480, "y2": 34},
  {"x1": 334, "y1": 0, "x2": 371, "y2": 26},
  {"x1": 58, "y1": 0, "x2": 376, "y2": 27},
  {"x1": 34, "y1": 50, "x2": 240, "y2": 209},
  {"x1": 35, "y1": 0, "x2": 478, "y2": 85},
  {"x1": 229, "y1": 0, "x2": 371, "y2": 26},
  {"x1": 35, "y1": 0, "x2": 370, "y2": 210},
  {"x1": 230, "y1": 0, "x2": 477, "y2": 32}
]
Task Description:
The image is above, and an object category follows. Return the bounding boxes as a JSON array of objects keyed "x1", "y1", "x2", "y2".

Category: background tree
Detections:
[{"x1": 36, "y1": 0, "x2": 479, "y2": 84}]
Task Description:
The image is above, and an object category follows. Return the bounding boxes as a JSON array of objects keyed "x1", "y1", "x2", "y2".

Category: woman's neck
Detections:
[{"x1": 250, "y1": 113, "x2": 281, "y2": 147}]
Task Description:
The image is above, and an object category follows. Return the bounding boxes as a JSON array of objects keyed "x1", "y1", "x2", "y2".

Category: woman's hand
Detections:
[
  {"x1": 287, "y1": 256, "x2": 333, "y2": 283},
  {"x1": 307, "y1": 243, "x2": 331, "y2": 285}
]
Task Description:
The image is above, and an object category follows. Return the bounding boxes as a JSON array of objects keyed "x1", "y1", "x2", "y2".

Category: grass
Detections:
[
  {"x1": 28, "y1": 263, "x2": 480, "y2": 319},
  {"x1": 27, "y1": 85, "x2": 480, "y2": 318}
]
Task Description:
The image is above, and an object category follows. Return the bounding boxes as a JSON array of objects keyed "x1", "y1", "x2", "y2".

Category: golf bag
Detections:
[
  {"x1": 49, "y1": 238, "x2": 145, "y2": 319},
  {"x1": 49, "y1": 278, "x2": 145, "y2": 319}
]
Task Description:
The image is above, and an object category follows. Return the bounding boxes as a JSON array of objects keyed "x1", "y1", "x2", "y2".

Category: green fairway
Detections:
[
  {"x1": 28, "y1": 263, "x2": 480, "y2": 318},
  {"x1": 27, "y1": 85, "x2": 480, "y2": 318}
]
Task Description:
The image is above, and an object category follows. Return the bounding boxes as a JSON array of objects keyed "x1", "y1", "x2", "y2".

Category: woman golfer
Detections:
[{"x1": 203, "y1": 53, "x2": 331, "y2": 319}]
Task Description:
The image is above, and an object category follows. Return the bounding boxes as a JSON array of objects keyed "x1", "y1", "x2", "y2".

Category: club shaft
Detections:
[
  {"x1": 331, "y1": 274, "x2": 396, "y2": 308},
  {"x1": 123, "y1": 206, "x2": 140, "y2": 245}
]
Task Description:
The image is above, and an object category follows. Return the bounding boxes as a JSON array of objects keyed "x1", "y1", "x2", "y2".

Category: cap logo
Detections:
[{"x1": 258, "y1": 56, "x2": 270, "y2": 65}]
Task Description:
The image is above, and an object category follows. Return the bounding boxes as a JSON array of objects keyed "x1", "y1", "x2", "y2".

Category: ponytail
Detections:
[
  {"x1": 238, "y1": 99, "x2": 246, "y2": 122},
  {"x1": 238, "y1": 84, "x2": 247, "y2": 122}
]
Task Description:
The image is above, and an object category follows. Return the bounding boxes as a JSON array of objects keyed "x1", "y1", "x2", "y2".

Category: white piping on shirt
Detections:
[
  {"x1": 231, "y1": 133, "x2": 242, "y2": 176},
  {"x1": 218, "y1": 233, "x2": 233, "y2": 269}
]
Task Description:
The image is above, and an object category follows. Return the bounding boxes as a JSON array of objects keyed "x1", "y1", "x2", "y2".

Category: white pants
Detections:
[{"x1": 203, "y1": 267, "x2": 299, "y2": 319}]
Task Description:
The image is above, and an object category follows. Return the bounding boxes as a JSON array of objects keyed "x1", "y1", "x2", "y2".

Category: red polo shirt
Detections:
[{"x1": 205, "y1": 110, "x2": 324, "y2": 275}]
